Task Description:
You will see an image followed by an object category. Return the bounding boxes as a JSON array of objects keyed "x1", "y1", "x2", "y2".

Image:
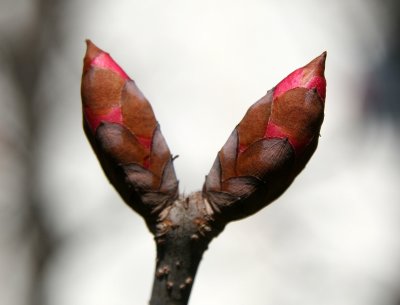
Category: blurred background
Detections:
[{"x1": 0, "y1": 0, "x2": 399, "y2": 304}]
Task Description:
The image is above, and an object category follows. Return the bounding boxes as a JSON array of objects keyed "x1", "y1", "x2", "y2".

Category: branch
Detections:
[
  {"x1": 149, "y1": 192, "x2": 223, "y2": 305},
  {"x1": 80, "y1": 40, "x2": 327, "y2": 304}
]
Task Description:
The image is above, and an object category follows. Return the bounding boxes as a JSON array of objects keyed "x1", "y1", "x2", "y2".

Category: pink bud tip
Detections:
[
  {"x1": 84, "y1": 40, "x2": 130, "y2": 80},
  {"x1": 273, "y1": 52, "x2": 327, "y2": 100}
]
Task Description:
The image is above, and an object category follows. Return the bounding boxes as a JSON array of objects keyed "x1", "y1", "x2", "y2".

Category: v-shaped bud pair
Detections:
[{"x1": 81, "y1": 40, "x2": 326, "y2": 225}]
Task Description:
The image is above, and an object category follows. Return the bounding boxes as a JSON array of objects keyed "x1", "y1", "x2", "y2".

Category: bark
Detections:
[
  {"x1": 149, "y1": 192, "x2": 224, "y2": 305},
  {"x1": 2, "y1": 1, "x2": 64, "y2": 304}
]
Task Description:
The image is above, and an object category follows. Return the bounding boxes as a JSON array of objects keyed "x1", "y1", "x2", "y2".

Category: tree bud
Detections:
[
  {"x1": 81, "y1": 40, "x2": 178, "y2": 220},
  {"x1": 203, "y1": 53, "x2": 326, "y2": 222}
]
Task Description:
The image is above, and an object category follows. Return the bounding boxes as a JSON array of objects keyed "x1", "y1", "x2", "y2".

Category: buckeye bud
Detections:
[
  {"x1": 81, "y1": 40, "x2": 178, "y2": 221},
  {"x1": 203, "y1": 53, "x2": 327, "y2": 222}
]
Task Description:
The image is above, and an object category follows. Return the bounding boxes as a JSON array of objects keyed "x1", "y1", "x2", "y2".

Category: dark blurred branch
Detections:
[
  {"x1": 1, "y1": 1, "x2": 64, "y2": 304},
  {"x1": 362, "y1": 0, "x2": 400, "y2": 126}
]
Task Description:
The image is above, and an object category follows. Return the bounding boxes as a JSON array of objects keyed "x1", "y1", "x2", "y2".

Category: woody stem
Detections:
[{"x1": 149, "y1": 193, "x2": 223, "y2": 305}]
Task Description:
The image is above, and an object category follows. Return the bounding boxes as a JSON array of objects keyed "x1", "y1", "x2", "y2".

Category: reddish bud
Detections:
[
  {"x1": 273, "y1": 53, "x2": 326, "y2": 100},
  {"x1": 203, "y1": 53, "x2": 326, "y2": 221},
  {"x1": 81, "y1": 40, "x2": 178, "y2": 219}
]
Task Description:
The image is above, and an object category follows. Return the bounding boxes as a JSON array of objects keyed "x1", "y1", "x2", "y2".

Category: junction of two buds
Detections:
[
  {"x1": 81, "y1": 40, "x2": 326, "y2": 224},
  {"x1": 81, "y1": 40, "x2": 327, "y2": 304}
]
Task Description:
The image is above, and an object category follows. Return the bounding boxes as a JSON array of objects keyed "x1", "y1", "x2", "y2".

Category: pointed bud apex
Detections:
[
  {"x1": 84, "y1": 39, "x2": 129, "y2": 79},
  {"x1": 81, "y1": 40, "x2": 178, "y2": 221},
  {"x1": 203, "y1": 53, "x2": 327, "y2": 222},
  {"x1": 273, "y1": 52, "x2": 326, "y2": 100}
]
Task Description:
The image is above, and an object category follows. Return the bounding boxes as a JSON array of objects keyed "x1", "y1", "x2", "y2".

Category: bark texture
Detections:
[{"x1": 149, "y1": 192, "x2": 223, "y2": 305}]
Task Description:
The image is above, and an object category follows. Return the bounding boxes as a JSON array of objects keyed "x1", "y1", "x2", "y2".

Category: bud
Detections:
[
  {"x1": 203, "y1": 53, "x2": 326, "y2": 221},
  {"x1": 81, "y1": 40, "x2": 178, "y2": 220}
]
